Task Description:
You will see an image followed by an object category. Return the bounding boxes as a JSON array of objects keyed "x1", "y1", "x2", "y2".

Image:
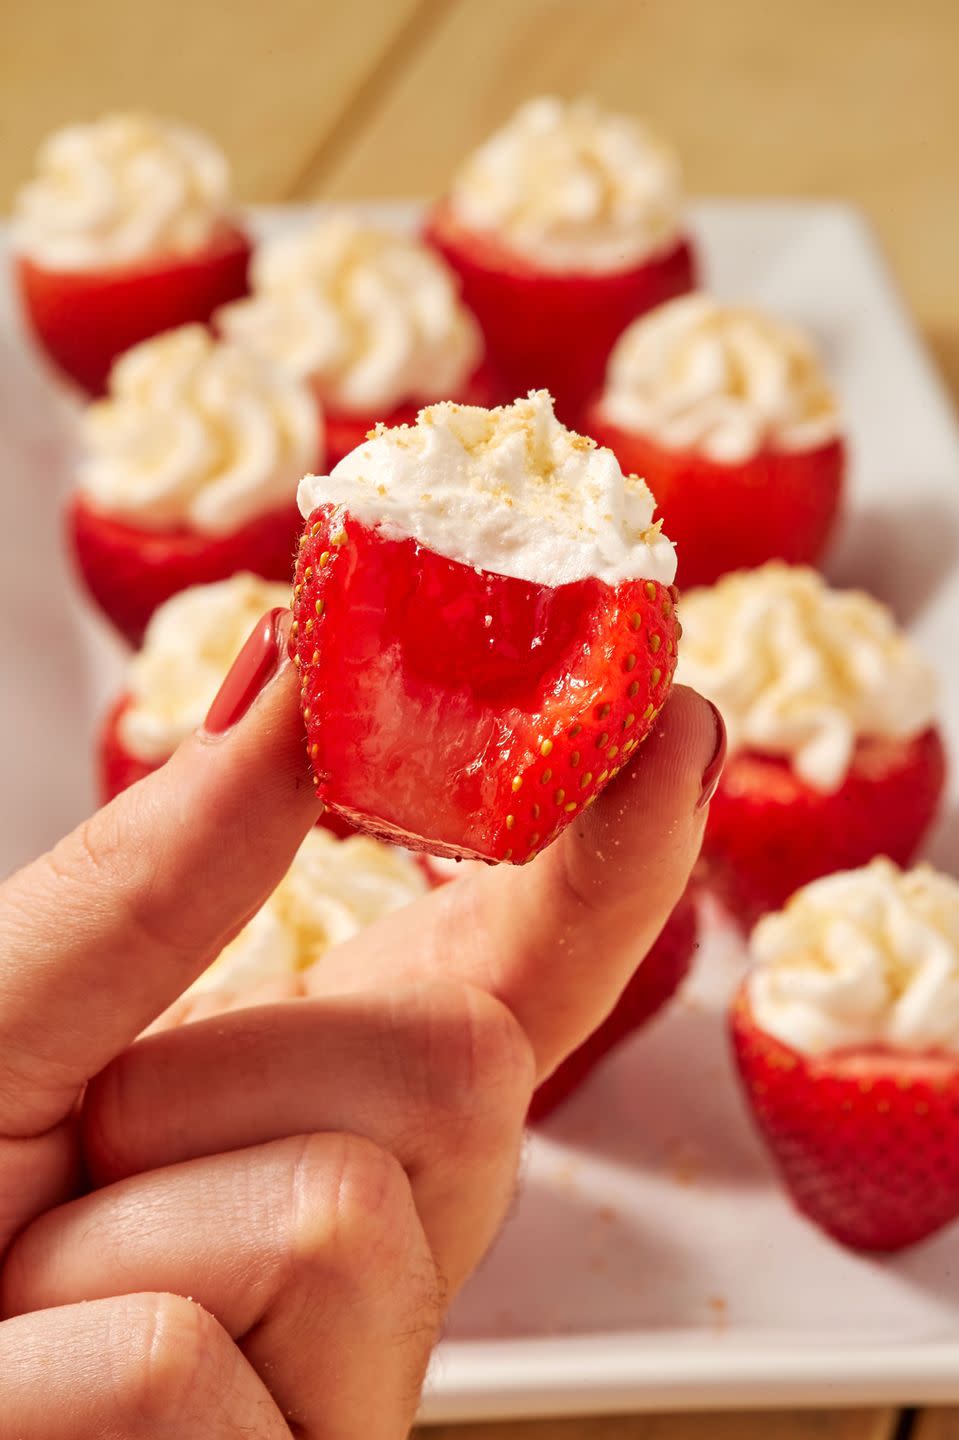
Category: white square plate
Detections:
[{"x1": 2, "y1": 201, "x2": 959, "y2": 1424}]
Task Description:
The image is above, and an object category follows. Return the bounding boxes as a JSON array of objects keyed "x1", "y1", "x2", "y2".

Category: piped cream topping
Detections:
[
  {"x1": 188, "y1": 828, "x2": 429, "y2": 997},
  {"x1": 749, "y1": 860, "x2": 959, "y2": 1056},
  {"x1": 599, "y1": 294, "x2": 841, "y2": 463},
  {"x1": 296, "y1": 390, "x2": 676, "y2": 587},
  {"x1": 119, "y1": 574, "x2": 291, "y2": 761},
  {"x1": 218, "y1": 213, "x2": 481, "y2": 414},
  {"x1": 448, "y1": 96, "x2": 684, "y2": 274},
  {"x1": 78, "y1": 325, "x2": 320, "y2": 535},
  {"x1": 675, "y1": 564, "x2": 938, "y2": 792},
  {"x1": 14, "y1": 112, "x2": 233, "y2": 271}
]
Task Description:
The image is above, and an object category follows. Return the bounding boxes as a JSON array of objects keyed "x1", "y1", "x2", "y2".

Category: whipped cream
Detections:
[
  {"x1": 449, "y1": 96, "x2": 683, "y2": 274},
  {"x1": 599, "y1": 295, "x2": 841, "y2": 464},
  {"x1": 79, "y1": 325, "x2": 320, "y2": 535},
  {"x1": 218, "y1": 213, "x2": 481, "y2": 414},
  {"x1": 675, "y1": 564, "x2": 938, "y2": 792},
  {"x1": 119, "y1": 573, "x2": 290, "y2": 761},
  {"x1": 749, "y1": 860, "x2": 959, "y2": 1056},
  {"x1": 297, "y1": 390, "x2": 676, "y2": 587},
  {"x1": 188, "y1": 827, "x2": 429, "y2": 997},
  {"x1": 13, "y1": 112, "x2": 233, "y2": 271}
]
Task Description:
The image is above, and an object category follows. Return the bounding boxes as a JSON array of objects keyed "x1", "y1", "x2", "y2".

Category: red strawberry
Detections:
[
  {"x1": 425, "y1": 201, "x2": 696, "y2": 420},
  {"x1": 582, "y1": 410, "x2": 844, "y2": 588},
  {"x1": 529, "y1": 889, "x2": 698, "y2": 1121},
  {"x1": 320, "y1": 362, "x2": 502, "y2": 469},
  {"x1": 97, "y1": 690, "x2": 355, "y2": 838},
  {"x1": 731, "y1": 983, "x2": 959, "y2": 1251},
  {"x1": 16, "y1": 224, "x2": 252, "y2": 397},
  {"x1": 292, "y1": 507, "x2": 679, "y2": 862},
  {"x1": 68, "y1": 494, "x2": 302, "y2": 646},
  {"x1": 702, "y1": 729, "x2": 946, "y2": 930}
]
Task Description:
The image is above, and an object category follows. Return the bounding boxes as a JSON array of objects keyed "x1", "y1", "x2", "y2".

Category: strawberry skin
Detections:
[
  {"x1": 292, "y1": 506, "x2": 679, "y2": 862},
  {"x1": 583, "y1": 410, "x2": 844, "y2": 589},
  {"x1": 529, "y1": 889, "x2": 697, "y2": 1121},
  {"x1": 702, "y1": 729, "x2": 946, "y2": 930},
  {"x1": 68, "y1": 494, "x2": 303, "y2": 646},
  {"x1": 731, "y1": 984, "x2": 959, "y2": 1251},
  {"x1": 17, "y1": 224, "x2": 251, "y2": 397}
]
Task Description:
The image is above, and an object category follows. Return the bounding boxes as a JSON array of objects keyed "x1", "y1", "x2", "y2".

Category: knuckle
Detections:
[
  {"x1": 416, "y1": 980, "x2": 535, "y2": 1128},
  {"x1": 109, "y1": 1292, "x2": 233, "y2": 1428}
]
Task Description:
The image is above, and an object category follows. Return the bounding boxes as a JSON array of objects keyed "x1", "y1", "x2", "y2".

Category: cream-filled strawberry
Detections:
[
  {"x1": 677, "y1": 564, "x2": 946, "y2": 926},
  {"x1": 426, "y1": 97, "x2": 696, "y2": 418},
  {"x1": 292, "y1": 391, "x2": 679, "y2": 862},
  {"x1": 733, "y1": 860, "x2": 959, "y2": 1251},
  {"x1": 69, "y1": 325, "x2": 321, "y2": 643},
  {"x1": 184, "y1": 827, "x2": 429, "y2": 1004},
  {"x1": 218, "y1": 212, "x2": 492, "y2": 464},
  {"x1": 584, "y1": 296, "x2": 845, "y2": 585},
  {"x1": 13, "y1": 113, "x2": 251, "y2": 395},
  {"x1": 99, "y1": 573, "x2": 290, "y2": 799}
]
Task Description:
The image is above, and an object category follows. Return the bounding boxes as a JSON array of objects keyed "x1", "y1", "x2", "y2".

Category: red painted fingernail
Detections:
[
  {"x1": 203, "y1": 607, "x2": 290, "y2": 735},
  {"x1": 697, "y1": 701, "x2": 727, "y2": 810}
]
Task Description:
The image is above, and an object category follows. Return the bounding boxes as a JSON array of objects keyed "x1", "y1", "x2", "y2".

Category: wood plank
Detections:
[
  {"x1": 416, "y1": 1409, "x2": 898, "y2": 1440},
  {"x1": 311, "y1": 0, "x2": 959, "y2": 400},
  {"x1": 913, "y1": 1411, "x2": 959, "y2": 1439},
  {"x1": 0, "y1": 0, "x2": 436, "y2": 207}
]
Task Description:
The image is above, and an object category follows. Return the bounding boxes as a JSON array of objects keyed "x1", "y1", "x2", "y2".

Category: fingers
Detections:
[
  {"x1": 0, "y1": 609, "x2": 319, "y2": 1137},
  {"x1": 4, "y1": 1134, "x2": 440, "y2": 1440},
  {"x1": 312, "y1": 684, "x2": 722, "y2": 1075},
  {"x1": 84, "y1": 981, "x2": 533, "y2": 1291},
  {"x1": 0, "y1": 1292, "x2": 289, "y2": 1439}
]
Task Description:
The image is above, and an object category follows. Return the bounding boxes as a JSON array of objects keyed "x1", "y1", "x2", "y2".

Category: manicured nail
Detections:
[
  {"x1": 697, "y1": 701, "x2": 727, "y2": 810},
  {"x1": 204, "y1": 607, "x2": 291, "y2": 735}
]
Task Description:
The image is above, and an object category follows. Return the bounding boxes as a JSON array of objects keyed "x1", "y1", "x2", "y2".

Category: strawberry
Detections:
[
  {"x1": 581, "y1": 410, "x2": 844, "y2": 588},
  {"x1": 319, "y1": 362, "x2": 502, "y2": 469},
  {"x1": 529, "y1": 889, "x2": 697, "y2": 1121},
  {"x1": 16, "y1": 224, "x2": 252, "y2": 397},
  {"x1": 702, "y1": 730, "x2": 946, "y2": 930},
  {"x1": 425, "y1": 201, "x2": 696, "y2": 420},
  {"x1": 68, "y1": 494, "x2": 303, "y2": 646},
  {"x1": 731, "y1": 983, "x2": 959, "y2": 1251},
  {"x1": 292, "y1": 506, "x2": 679, "y2": 862}
]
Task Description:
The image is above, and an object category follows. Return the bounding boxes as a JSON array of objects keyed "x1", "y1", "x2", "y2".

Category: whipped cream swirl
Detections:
[
  {"x1": 599, "y1": 295, "x2": 841, "y2": 463},
  {"x1": 449, "y1": 96, "x2": 684, "y2": 274},
  {"x1": 749, "y1": 860, "x2": 959, "y2": 1056},
  {"x1": 189, "y1": 828, "x2": 429, "y2": 997},
  {"x1": 119, "y1": 573, "x2": 291, "y2": 761},
  {"x1": 14, "y1": 112, "x2": 234, "y2": 271},
  {"x1": 675, "y1": 564, "x2": 938, "y2": 792},
  {"x1": 297, "y1": 390, "x2": 677, "y2": 587},
  {"x1": 79, "y1": 325, "x2": 320, "y2": 535},
  {"x1": 218, "y1": 213, "x2": 481, "y2": 414}
]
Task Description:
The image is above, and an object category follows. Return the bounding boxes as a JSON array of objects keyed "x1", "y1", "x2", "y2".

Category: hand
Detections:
[{"x1": 0, "y1": 608, "x2": 722, "y2": 1437}]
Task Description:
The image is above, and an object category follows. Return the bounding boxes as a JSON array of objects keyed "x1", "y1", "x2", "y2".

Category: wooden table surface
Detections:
[{"x1": 2, "y1": 3, "x2": 957, "y2": 1437}]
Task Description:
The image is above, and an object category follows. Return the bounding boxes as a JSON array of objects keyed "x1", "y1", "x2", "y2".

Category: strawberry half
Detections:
[
  {"x1": 292, "y1": 508, "x2": 679, "y2": 862},
  {"x1": 703, "y1": 730, "x2": 946, "y2": 930},
  {"x1": 731, "y1": 983, "x2": 959, "y2": 1252},
  {"x1": 529, "y1": 889, "x2": 697, "y2": 1121}
]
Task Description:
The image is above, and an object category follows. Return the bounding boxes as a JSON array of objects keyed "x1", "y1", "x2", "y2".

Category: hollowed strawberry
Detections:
[{"x1": 292, "y1": 508, "x2": 679, "y2": 862}]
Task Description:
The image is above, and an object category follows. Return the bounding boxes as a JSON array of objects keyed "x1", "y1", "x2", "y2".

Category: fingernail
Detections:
[
  {"x1": 203, "y1": 607, "x2": 291, "y2": 735},
  {"x1": 697, "y1": 701, "x2": 727, "y2": 810}
]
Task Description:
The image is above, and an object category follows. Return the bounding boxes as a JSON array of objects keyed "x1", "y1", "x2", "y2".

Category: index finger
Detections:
[{"x1": 0, "y1": 610, "x2": 318, "y2": 1137}]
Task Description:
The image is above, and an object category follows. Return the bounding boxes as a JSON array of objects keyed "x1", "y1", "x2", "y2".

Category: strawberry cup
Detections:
[
  {"x1": 424, "y1": 97, "x2": 696, "y2": 419},
  {"x1": 12, "y1": 113, "x2": 250, "y2": 396},
  {"x1": 732, "y1": 861, "x2": 959, "y2": 1253},
  {"x1": 584, "y1": 296, "x2": 845, "y2": 588},
  {"x1": 217, "y1": 212, "x2": 492, "y2": 466},
  {"x1": 291, "y1": 392, "x2": 680, "y2": 863},
  {"x1": 529, "y1": 889, "x2": 698, "y2": 1121},
  {"x1": 68, "y1": 325, "x2": 321, "y2": 644},
  {"x1": 677, "y1": 564, "x2": 946, "y2": 930}
]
